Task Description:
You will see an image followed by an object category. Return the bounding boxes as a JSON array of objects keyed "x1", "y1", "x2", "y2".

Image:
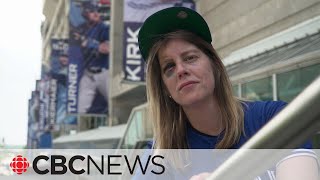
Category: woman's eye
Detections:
[
  {"x1": 163, "y1": 63, "x2": 175, "y2": 74},
  {"x1": 185, "y1": 55, "x2": 197, "y2": 62}
]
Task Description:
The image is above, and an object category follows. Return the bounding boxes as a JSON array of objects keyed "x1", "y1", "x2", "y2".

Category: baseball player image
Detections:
[{"x1": 70, "y1": 0, "x2": 110, "y2": 114}]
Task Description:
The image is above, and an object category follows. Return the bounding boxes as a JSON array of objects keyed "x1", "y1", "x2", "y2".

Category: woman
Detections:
[{"x1": 136, "y1": 6, "x2": 318, "y2": 179}]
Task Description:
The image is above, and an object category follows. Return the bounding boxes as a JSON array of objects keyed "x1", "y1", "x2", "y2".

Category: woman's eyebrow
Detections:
[
  {"x1": 158, "y1": 48, "x2": 200, "y2": 65},
  {"x1": 159, "y1": 58, "x2": 172, "y2": 68},
  {"x1": 181, "y1": 49, "x2": 200, "y2": 57}
]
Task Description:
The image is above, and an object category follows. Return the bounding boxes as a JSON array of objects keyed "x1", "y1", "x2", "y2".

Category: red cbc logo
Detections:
[{"x1": 10, "y1": 155, "x2": 30, "y2": 175}]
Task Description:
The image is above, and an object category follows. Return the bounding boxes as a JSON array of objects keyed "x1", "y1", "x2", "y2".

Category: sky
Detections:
[{"x1": 0, "y1": 0, "x2": 43, "y2": 146}]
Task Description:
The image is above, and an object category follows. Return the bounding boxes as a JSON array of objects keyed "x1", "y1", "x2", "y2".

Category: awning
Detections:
[
  {"x1": 53, "y1": 124, "x2": 127, "y2": 144},
  {"x1": 226, "y1": 32, "x2": 320, "y2": 78}
]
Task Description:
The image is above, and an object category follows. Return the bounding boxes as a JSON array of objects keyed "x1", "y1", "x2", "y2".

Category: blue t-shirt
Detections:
[
  {"x1": 133, "y1": 101, "x2": 314, "y2": 180},
  {"x1": 186, "y1": 101, "x2": 312, "y2": 149}
]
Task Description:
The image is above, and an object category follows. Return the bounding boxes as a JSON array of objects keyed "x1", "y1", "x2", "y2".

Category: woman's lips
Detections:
[{"x1": 178, "y1": 81, "x2": 198, "y2": 91}]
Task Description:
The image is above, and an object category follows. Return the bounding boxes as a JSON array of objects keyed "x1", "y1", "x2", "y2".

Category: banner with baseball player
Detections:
[
  {"x1": 27, "y1": 98, "x2": 35, "y2": 149},
  {"x1": 28, "y1": 91, "x2": 40, "y2": 149},
  {"x1": 123, "y1": 0, "x2": 195, "y2": 82},
  {"x1": 50, "y1": 38, "x2": 77, "y2": 125},
  {"x1": 27, "y1": 99, "x2": 32, "y2": 149},
  {"x1": 40, "y1": 64, "x2": 57, "y2": 132},
  {"x1": 36, "y1": 79, "x2": 54, "y2": 148},
  {"x1": 36, "y1": 79, "x2": 49, "y2": 132},
  {"x1": 68, "y1": 0, "x2": 110, "y2": 115}
]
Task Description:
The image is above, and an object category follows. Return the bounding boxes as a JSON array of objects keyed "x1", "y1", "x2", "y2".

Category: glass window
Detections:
[
  {"x1": 97, "y1": 116, "x2": 106, "y2": 127},
  {"x1": 242, "y1": 77, "x2": 273, "y2": 101},
  {"x1": 232, "y1": 84, "x2": 239, "y2": 97},
  {"x1": 123, "y1": 110, "x2": 143, "y2": 149},
  {"x1": 135, "y1": 110, "x2": 143, "y2": 139},
  {"x1": 277, "y1": 64, "x2": 320, "y2": 102},
  {"x1": 125, "y1": 113, "x2": 137, "y2": 148}
]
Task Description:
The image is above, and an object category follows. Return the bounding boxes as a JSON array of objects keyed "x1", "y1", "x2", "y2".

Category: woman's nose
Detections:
[{"x1": 176, "y1": 62, "x2": 189, "y2": 79}]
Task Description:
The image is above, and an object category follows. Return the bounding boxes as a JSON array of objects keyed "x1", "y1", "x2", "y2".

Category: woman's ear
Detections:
[{"x1": 164, "y1": 90, "x2": 171, "y2": 99}]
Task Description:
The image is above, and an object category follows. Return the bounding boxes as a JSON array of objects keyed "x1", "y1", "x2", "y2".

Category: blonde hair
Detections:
[{"x1": 146, "y1": 30, "x2": 244, "y2": 149}]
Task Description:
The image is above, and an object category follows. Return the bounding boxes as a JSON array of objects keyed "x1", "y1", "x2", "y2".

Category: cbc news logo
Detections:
[
  {"x1": 8, "y1": 154, "x2": 165, "y2": 176},
  {"x1": 10, "y1": 155, "x2": 30, "y2": 175}
]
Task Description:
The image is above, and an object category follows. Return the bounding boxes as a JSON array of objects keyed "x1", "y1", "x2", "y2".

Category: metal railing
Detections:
[{"x1": 207, "y1": 76, "x2": 320, "y2": 179}]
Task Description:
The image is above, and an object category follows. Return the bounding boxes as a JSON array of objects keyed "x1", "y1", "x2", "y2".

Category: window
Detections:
[
  {"x1": 277, "y1": 64, "x2": 320, "y2": 102},
  {"x1": 232, "y1": 84, "x2": 239, "y2": 97},
  {"x1": 242, "y1": 77, "x2": 273, "y2": 101},
  {"x1": 123, "y1": 110, "x2": 143, "y2": 148}
]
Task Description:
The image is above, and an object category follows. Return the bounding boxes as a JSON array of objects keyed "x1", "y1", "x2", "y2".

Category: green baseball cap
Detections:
[{"x1": 138, "y1": 6, "x2": 212, "y2": 62}]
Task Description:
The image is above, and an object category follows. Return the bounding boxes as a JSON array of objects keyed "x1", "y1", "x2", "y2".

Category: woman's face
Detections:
[{"x1": 158, "y1": 38, "x2": 216, "y2": 107}]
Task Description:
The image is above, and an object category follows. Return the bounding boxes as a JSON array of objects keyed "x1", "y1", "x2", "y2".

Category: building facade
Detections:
[{"x1": 34, "y1": 0, "x2": 320, "y2": 149}]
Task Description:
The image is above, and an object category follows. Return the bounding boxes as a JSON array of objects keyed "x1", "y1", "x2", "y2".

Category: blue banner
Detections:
[
  {"x1": 28, "y1": 91, "x2": 40, "y2": 147},
  {"x1": 27, "y1": 99, "x2": 33, "y2": 149},
  {"x1": 123, "y1": 22, "x2": 145, "y2": 81},
  {"x1": 68, "y1": 0, "x2": 110, "y2": 115},
  {"x1": 50, "y1": 38, "x2": 77, "y2": 125},
  {"x1": 36, "y1": 79, "x2": 50, "y2": 131},
  {"x1": 48, "y1": 78, "x2": 57, "y2": 126}
]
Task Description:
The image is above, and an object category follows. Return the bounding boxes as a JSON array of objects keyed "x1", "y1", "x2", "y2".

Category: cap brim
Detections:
[{"x1": 138, "y1": 7, "x2": 212, "y2": 62}]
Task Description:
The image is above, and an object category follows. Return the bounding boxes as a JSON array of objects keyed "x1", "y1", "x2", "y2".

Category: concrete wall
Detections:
[
  {"x1": 197, "y1": 0, "x2": 320, "y2": 58},
  {"x1": 42, "y1": 0, "x2": 69, "y2": 65}
]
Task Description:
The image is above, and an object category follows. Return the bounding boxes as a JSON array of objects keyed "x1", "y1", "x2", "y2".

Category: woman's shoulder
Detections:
[
  {"x1": 241, "y1": 100, "x2": 288, "y2": 135},
  {"x1": 242, "y1": 100, "x2": 287, "y2": 108},
  {"x1": 242, "y1": 100, "x2": 287, "y2": 117}
]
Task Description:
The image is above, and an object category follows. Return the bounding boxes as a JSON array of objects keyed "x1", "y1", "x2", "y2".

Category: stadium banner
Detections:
[
  {"x1": 36, "y1": 79, "x2": 49, "y2": 131},
  {"x1": 28, "y1": 91, "x2": 40, "y2": 148},
  {"x1": 27, "y1": 99, "x2": 33, "y2": 149},
  {"x1": 122, "y1": 0, "x2": 195, "y2": 82},
  {"x1": 68, "y1": 0, "x2": 110, "y2": 115},
  {"x1": 35, "y1": 79, "x2": 54, "y2": 148},
  {"x1": 48, "y1": 78, "x2": 58, "y2": 126},
  {"x1": 50, "y1": 38, "x2": 77, "y2": 125}
]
